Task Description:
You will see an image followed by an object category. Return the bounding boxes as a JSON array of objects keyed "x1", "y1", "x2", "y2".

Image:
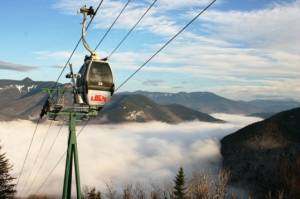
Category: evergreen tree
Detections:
[
  {"x1": 173, "y1": 167, "x2": 186, "y2": 199},
  {"x1": 0, "y1": 146, "x2": 16, "y2": 198}
]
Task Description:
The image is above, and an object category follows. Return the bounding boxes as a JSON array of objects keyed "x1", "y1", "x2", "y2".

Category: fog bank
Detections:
[{"x1": 0, "y1": 114, "x2": 261, "y2": 197}]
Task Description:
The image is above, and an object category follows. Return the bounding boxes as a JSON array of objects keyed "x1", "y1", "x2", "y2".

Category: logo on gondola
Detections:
[{"x1": 91, "y1": 95, "x2": 107, "y2": 102}]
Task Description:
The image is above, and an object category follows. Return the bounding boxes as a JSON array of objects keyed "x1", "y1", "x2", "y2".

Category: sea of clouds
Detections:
[{"x1": 0, "y1": 114, "x2": 261, "y2": 197}]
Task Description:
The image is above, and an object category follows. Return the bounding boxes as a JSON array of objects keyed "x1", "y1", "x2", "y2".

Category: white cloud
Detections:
[
  {"x1": 154, "y1": 0, "x2": 218, "y2": 10},
  {"x1": 0, "y1": 60, "x2": 37, "y2": 72},
  {"x1": 199, "y1": 0, "x2": 300, "y2": 53},
  {"x1": 36, "y1": 33, "x2": 300, "y2": 99},
  {"x1": 212, "y1": 79, "x2": 300, "y2": 100},
  {"x1": 109, "y1": 37, "x2": 300, "y2": 80},
  {"x1": 33, "y1": 50, "x2": 94, "y2": 72},
  {"x1": 34, "y1": 51, "x2": 85, "y2": 66},
  {"x1": 53, "y1": 0, "x2": 181, "y2": 36},
  {"x1": 0, "y1": 114, "x2": 261, "y2": 197},
  {"x1": 34, "y1": 51, "x2": 80, "y2": 60},
  {"x1": 49, "y1": 0, "x2": 300, "y2": 100},
  {"x1": 52, "y1": 0, "x2": 220, "y2": 37}
]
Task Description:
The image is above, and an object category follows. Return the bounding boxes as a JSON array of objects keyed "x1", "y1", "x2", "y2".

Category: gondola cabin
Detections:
[{"x1": 77, "y1": 56, "x2": 114, "y2": 109}]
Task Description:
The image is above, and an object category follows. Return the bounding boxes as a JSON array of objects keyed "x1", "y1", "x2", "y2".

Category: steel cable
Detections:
[
  {"x1": 33, "y1": 120, "x2": 89, "y2": 195},
  {"x1": 53, "y1": 0, "x2": 105, "y2": 88},
  {"x1": 116, "y1": 0, "x2": 217, "y2": 91},
  {"x1": 94, "y1": 0, "x2": 132, "y2": 51},
  {"x1": 25, "y1": 121, "x2": 65, "y2": 196},
  {"x1": 16, "y1": 118, "x2": 41, "y2": 187},
  {"x1": 32, "y1": 0, "x2": 217, "y2": 195},
  {"x1": 107, "y1": 0, "x2": 158, "y2": 59},
  {"x1": 20, "y1": 121, "x2": 54, "y2": 195}
]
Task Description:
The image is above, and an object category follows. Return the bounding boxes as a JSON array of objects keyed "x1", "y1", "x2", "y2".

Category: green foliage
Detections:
[
  {"x1": 0, "y1": 146, "x2": 16, "y2": 198},
  {"x1": 173, "y1": 167, "x2": 187, "y2": 199}
]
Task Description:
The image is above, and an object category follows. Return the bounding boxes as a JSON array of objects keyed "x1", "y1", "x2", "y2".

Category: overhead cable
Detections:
[
  {"x1": 33, "y1": 121, "x2": 89, "y2": 195},
  {"x1": 54, "y1": 0, "x2": 105, "y2": 87},
  {"x1": 16, "y1": 118, "x2": 41, "y2": 187},
  {"x1": 94, "y1": 0, "x2": 132, "y2": 51},
  {"x1": 33, "y1": 0, "x2": 217, "y2": 194},
  {"x1": 107, "y1": 0, "x2": 158, "y2": 59},
  {"x1": 25, "y1": 121, "x2": 65, "y2": 196},
  {"x1": 116, "y1": 0, "x2": 217, "y2": 91},
  {"x1": 21, "y1": 121, "x2": 54, "y2": 195}
]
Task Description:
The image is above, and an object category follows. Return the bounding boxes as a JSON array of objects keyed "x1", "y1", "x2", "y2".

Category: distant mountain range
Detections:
[
  {"x1": 0, "y1": 78, "x2": 299, "y2": 123},
  {"x1": 0, "y1": 78, "x2": 56, "y2": 120},
  {"x1": 0, "y1": 78, "x2": 222, "y2": 123},
  {"x1": 221, "y1": 108, "x2": 300, "y2": 198},
  {"x1": 132, "y1": 91, "x2": 300, "y2": 115},
  {"x1": 94, "y1": 94, "x2": 223, "y2": 124}
]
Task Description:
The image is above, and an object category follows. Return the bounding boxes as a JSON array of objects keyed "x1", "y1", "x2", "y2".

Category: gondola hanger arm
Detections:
[{"x1": 80, "y1": 6, "x2": 97, "y2": 57}]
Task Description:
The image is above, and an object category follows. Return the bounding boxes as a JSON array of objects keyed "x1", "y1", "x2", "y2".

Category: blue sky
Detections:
[{"x1": 0, "y1": 0, "x2": 299, "y2": 100}]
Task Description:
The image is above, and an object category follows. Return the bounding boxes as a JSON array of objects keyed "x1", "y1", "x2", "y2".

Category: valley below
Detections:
[
  {"x1": 0, "y1": 114, "x2": 261, "y2": 197},
  {"x1": 1, "y1": 78, "x2": 300, "y2": 198}
]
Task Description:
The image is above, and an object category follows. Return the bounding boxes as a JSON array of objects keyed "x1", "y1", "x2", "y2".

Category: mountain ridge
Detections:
[
  {"x1": 221, "y1": 108, "x2": 300, "y2": 198},
  {"x1": 1, "y1": 78, "x2": 300, "y2": 122},
  {"x1": 0, "y1": 78, "x2": 222, "y2": 124},
  {"x1": 95, "y1": 94, "x2": 223, "y2": 124},
  {"x1": 130, "y1": 91, "x2": 300, "y2": 115}
]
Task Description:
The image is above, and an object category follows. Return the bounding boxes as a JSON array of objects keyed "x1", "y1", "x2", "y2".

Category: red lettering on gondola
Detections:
[{"x1": 91, "y1": 95, "x2": 107, "y2": 102}]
